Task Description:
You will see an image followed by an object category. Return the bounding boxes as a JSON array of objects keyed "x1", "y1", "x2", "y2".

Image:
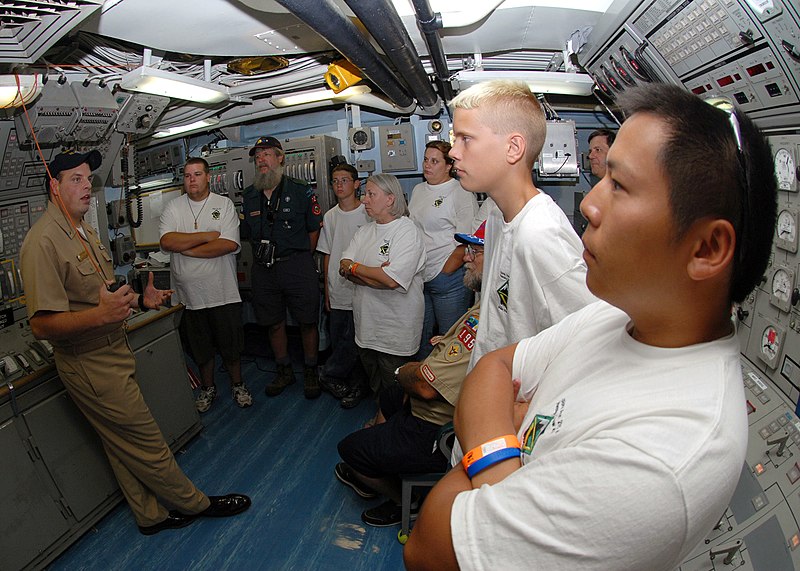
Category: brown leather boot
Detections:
[{"x1": 265, "y1": 363, "x2": 296, "y2": 397}]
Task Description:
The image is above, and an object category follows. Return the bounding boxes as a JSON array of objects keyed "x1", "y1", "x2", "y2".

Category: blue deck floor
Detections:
[{"x1": 47, "y1": 354, "x2": 406, "y2": 571}]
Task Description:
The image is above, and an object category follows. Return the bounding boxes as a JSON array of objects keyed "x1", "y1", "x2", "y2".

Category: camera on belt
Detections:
[{"x1": 255, "y1": 239, "x2": 276, "y2": 267}]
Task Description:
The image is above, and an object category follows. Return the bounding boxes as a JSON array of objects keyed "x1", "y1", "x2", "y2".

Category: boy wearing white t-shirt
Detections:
[
  {"x1": 405, "y1": 84, "x2": 778, "y2": 570},
  {"x1": 446, "y1": 82, "x2": 595, "y2": 372},
  {"x1": 317, "y1": 164, "x2": 371, "y2": 408}
]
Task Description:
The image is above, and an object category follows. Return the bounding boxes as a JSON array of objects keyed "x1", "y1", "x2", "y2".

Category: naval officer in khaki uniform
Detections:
[{"x1": 20, "y1": 150, "x2": 251, "y2": 535}]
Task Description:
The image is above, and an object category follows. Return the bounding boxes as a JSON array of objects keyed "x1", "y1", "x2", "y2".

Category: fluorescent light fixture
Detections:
[
  {"x1": 270, "y1": 85, "x2": 371, "y2": 108},
  {"x1": 132, "y1": 176, "x2": 177, "y2": 190},
  {"x1": 454, "y1": 70, "x2": 595, "y2": 97},
  {"x1": 120, "y1": 66, "x2": 229, "y2": 104},
  {"x1": 0, "y1": 74, "x2": 42, "y2": 108},
  {"x1": 152, "y1": 118, "x2": 220, "y2": 139}
]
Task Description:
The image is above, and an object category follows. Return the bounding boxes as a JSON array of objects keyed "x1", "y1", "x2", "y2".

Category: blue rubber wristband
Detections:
[{"x1": 466, "y1": 447, "x2": 520, "y2": 479}]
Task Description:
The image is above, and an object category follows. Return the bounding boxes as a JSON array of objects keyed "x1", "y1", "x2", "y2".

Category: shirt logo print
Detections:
[
  {"x1": 379, "y1": 240, "x2": 390, "y2": 256},
  {"x1": 521, "y1": 414, "x2": 553, "y2": 455},
  {"x1": 212, "y1": 208, "x2": 221, "y2": 220},
  {"x1": 497, "y1": 279, "x2": 509, "y2": 312}
]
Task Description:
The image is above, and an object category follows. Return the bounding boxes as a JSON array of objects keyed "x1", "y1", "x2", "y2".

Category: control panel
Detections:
[
  {"x1": 678, "y1": 358, "x2": 800, "y2": 570},
  {"x1": 283, "y1": 134, "x2": 341, "y2": 214},
  {"x1": 206, "y1": 146, "x2": 252, "y2": 203},
  {"x1": 583, "y1": 0, "x2": 800, "y2": 128},
  {"x1": 378, "y1": 123, "x2": 416, "y2": 173}
]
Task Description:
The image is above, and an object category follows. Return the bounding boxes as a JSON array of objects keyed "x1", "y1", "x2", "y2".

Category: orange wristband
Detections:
[
  {"x1": 462, "y1": 434, "x2": 520, "y2": 472},
  {"x1": 350, "y1": 262, "x2": 361, "y2": 276}
]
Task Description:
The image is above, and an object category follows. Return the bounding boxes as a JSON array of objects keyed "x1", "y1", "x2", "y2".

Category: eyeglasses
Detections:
[
  {"x1": 331, "y1": 177, "x2": 354, "y2": 185},
  {"x1": 705, "y1": 96, "x2": 750, "y2": 265},
  {"x1": 465, "y1": 244, "x2": 483, "y2": 260}
]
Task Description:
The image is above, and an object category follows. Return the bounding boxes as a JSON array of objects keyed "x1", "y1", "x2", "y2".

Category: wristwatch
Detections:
[{"x1": 394, "y1": 366, "x2": 401, "y2": 382}]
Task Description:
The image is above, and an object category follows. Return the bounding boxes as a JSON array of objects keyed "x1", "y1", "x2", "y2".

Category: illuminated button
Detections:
[
  {"x1": 759, "y1": 393, "x2": 771, "y2": 404},
  {"x1": 755, "y1": 463, "x2": 766, "y2": 475},
  {"x1": 792, "y1": 433, "x2": 800, "y2": 445},
  {"x1": 744, "y1": 376, "x2": 755, "y2": 388},
  {"x1": 779, "y1": 415, "x2": 790, "y2": 426},
  {"x1": 788, "y1": 464, "x2": 800, "y2": 484},
  {"x1": 752, "y1": 493, "x2": 769, "y2": 511},
  {"x1": 759, "y1": 426, "x2": 773, "y2": 439},
  {"x1": 751, "y1": 385, "x2": 763, "y2": 395},
  {"x1": 770, "y1": 421, "x2": 782, "y2": 433},
  {"x1": 791, "y1": 533, "x2": 800, "y2": 551}
]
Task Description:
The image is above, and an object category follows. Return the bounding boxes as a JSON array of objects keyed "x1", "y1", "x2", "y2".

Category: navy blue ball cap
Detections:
[
  {"x1": 249, "y1": 136, "x2": 283, "y2": 156},
  {"x1": 48, "y1": 149, "x2": 102, "y2": 180}
]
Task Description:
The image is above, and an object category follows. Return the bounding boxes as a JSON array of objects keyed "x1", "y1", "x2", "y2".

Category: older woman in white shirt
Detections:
[{"x1": 340, "y1": 173, "x2": 426, "y2": 396}]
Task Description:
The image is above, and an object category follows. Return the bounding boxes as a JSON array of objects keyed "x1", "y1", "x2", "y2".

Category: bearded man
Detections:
[{"x1": 240, "y1": 136, "x2": 324, "y2": 399}]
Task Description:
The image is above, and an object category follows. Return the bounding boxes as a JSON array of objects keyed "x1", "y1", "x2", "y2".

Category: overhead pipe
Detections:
[
  {"x1": 342, "y1": 0, "x2": 439, "y2": 109},
  {"x1": 275, "y1": 0, "x2": 414, "y2": 109},
  {"x1": 410, "y1": 0, "x2": 454, "y2": 102}
]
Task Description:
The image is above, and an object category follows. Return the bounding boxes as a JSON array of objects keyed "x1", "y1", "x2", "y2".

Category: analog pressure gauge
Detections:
[
  {"x1": 769, "y1": 265, "x2": 795, "y2": 312},
  {"x1": 776, "y1": 208, "x2": 799, "y2": 252},
  {"x1": 760, "y1": 324, "x2": 783, "y2": 369},
  {"x1": 774, "y1": 147, "x2": 798, "y2": 192}
]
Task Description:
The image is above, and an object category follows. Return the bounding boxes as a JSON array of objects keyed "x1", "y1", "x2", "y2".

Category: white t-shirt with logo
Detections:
[
  {"x1": 409, "y1": 178, "x2": 478, "y2": 281},
  {"x1": 317, "y1": 203, "x2": 370, "y2": 310},
  {"x1": 342, "y1": 216, "x2": 426, "y2": 356},
  {"x1": 452, "y1": 301, "x2": 747, "y2": 571},
  {"x1": 469, "y1": 191, "x2": 595, "y2": 369},
  {"x1": 159, "y1": 192, "x2": 241, "y2": 310}
]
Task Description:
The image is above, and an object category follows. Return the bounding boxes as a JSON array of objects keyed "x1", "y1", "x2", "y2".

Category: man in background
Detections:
[
  {"x1": 317, "y1": 163, "x2": 371, "y2": 408},
  {"x1": 587, "y1": 128, "x2": 616, "y2": 179},
  {"x1": 160, "y1": 157, "x2": 252, "y2": 412},
  {"x1": 240, "y1": 136, "x2": 324, "y2": 399}
]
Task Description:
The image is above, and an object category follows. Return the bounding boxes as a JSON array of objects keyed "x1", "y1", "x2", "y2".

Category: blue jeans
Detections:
[
  {"x1": 322, "y1": 309, "x2": 366, "y2": 389},
  {"x1": 415, "y1": 267, "x2": 471, "y2": 360}
]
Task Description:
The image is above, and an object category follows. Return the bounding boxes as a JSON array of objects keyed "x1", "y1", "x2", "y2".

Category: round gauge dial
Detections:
[
  {"x1": 778, "y1": 209, "x2": 797, "y2": 243},
  {"x1": 762, "y1": 325, "x2": 781, "y2": 361},
  {"x1": 772, "y1": 268, "x2": 792, "y2": 303},
  {"x1": 352, "y1": 130, "x2": 368, "y2": 145},
  {"x1": 775, "y1": 148, "x2": 796, "y2": 191}
]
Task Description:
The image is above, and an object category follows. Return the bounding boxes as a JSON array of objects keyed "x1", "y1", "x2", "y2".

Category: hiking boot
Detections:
[
  {"x1": 340, "y1": 385, "x2": 366, "y2": 409},
  {"x1": 195, "y1": 385, "x2": 217, "y2": 413},
  {"x1": 319, "y1": 375, "x2": 350, "y2": 399},
  {"x1": 304, "y1": 365, "x2": 321, "y2": 399},
  {"x1": 232, "y1": 383, "x2": 253, "y2": 408},
  {"x1": 265, "y1": 363, "x2": 296, "y2": 397},
  {"x1": 361, "y1": 499, "x2": 419, "y2": 527},
  {"x1": 334, "y1": 462, "x2": 379, "y2": 499}
]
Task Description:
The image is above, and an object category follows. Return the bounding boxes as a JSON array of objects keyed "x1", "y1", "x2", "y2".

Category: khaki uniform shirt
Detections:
[
  {"x1": 21, "y1": 202, "x2": 122, "y2": 348},
  {"x1": 411, "y1": 303, "x2": 480, "y2": 426}
]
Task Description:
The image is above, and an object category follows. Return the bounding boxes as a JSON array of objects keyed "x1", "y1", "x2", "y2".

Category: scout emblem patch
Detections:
[{"x1": 212, "y1": 208, "x2": 221, "y2": 220}]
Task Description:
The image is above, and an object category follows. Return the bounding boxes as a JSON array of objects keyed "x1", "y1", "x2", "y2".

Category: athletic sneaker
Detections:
[
  {"x1": 195, "y1": 385, "x2": 217, "y2": 413},
  {"x1": 231, "y1": 383, "x2": 253, "y2": 408},
  {"x1": 361, "y1": 499, "x2": 419, "y2": 527},
  {"x1": 334, "y1": 462, "x2": 379, "y2": 499}
]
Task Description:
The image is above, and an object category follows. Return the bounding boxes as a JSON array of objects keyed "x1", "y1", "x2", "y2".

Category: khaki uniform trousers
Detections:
[{"x1": 54, "y1": 333, "x2": 210, "y2": 526}]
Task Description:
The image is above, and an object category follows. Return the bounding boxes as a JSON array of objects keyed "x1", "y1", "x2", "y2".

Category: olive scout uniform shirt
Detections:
[
  {"x1": 411, "y1": 303, "x2": 480, "y2": 426},
  {"x1": 20, "y1": 202, "x2": 209, "y2": 526}
]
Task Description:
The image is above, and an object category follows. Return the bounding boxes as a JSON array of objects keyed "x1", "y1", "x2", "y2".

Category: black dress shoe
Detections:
[
  {"x1": 200, "y1": 494, "x2": 252, "y2": 517},
  {"x1": 138, "y1": 510, "x2": 196, "y2": 535}
]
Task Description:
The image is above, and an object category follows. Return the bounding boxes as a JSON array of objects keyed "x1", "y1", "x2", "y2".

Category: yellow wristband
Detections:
[{"x1": 462, "y1": 434, "x2": 520, "y2": 472}]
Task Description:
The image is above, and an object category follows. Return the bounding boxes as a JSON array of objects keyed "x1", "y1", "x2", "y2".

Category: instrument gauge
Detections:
[
  {"x1": 775, "y1": 148, "x2": 797, "y2": 192},
  {"x1": 776, "y1": 208, "x2": 799, "y2": 252},
  {"x1": 760, "y1": 324, "x2": 782, "y2": 368},
  {"x1": 769, "y1": 266, "x2": 793, "y2": 311}
]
